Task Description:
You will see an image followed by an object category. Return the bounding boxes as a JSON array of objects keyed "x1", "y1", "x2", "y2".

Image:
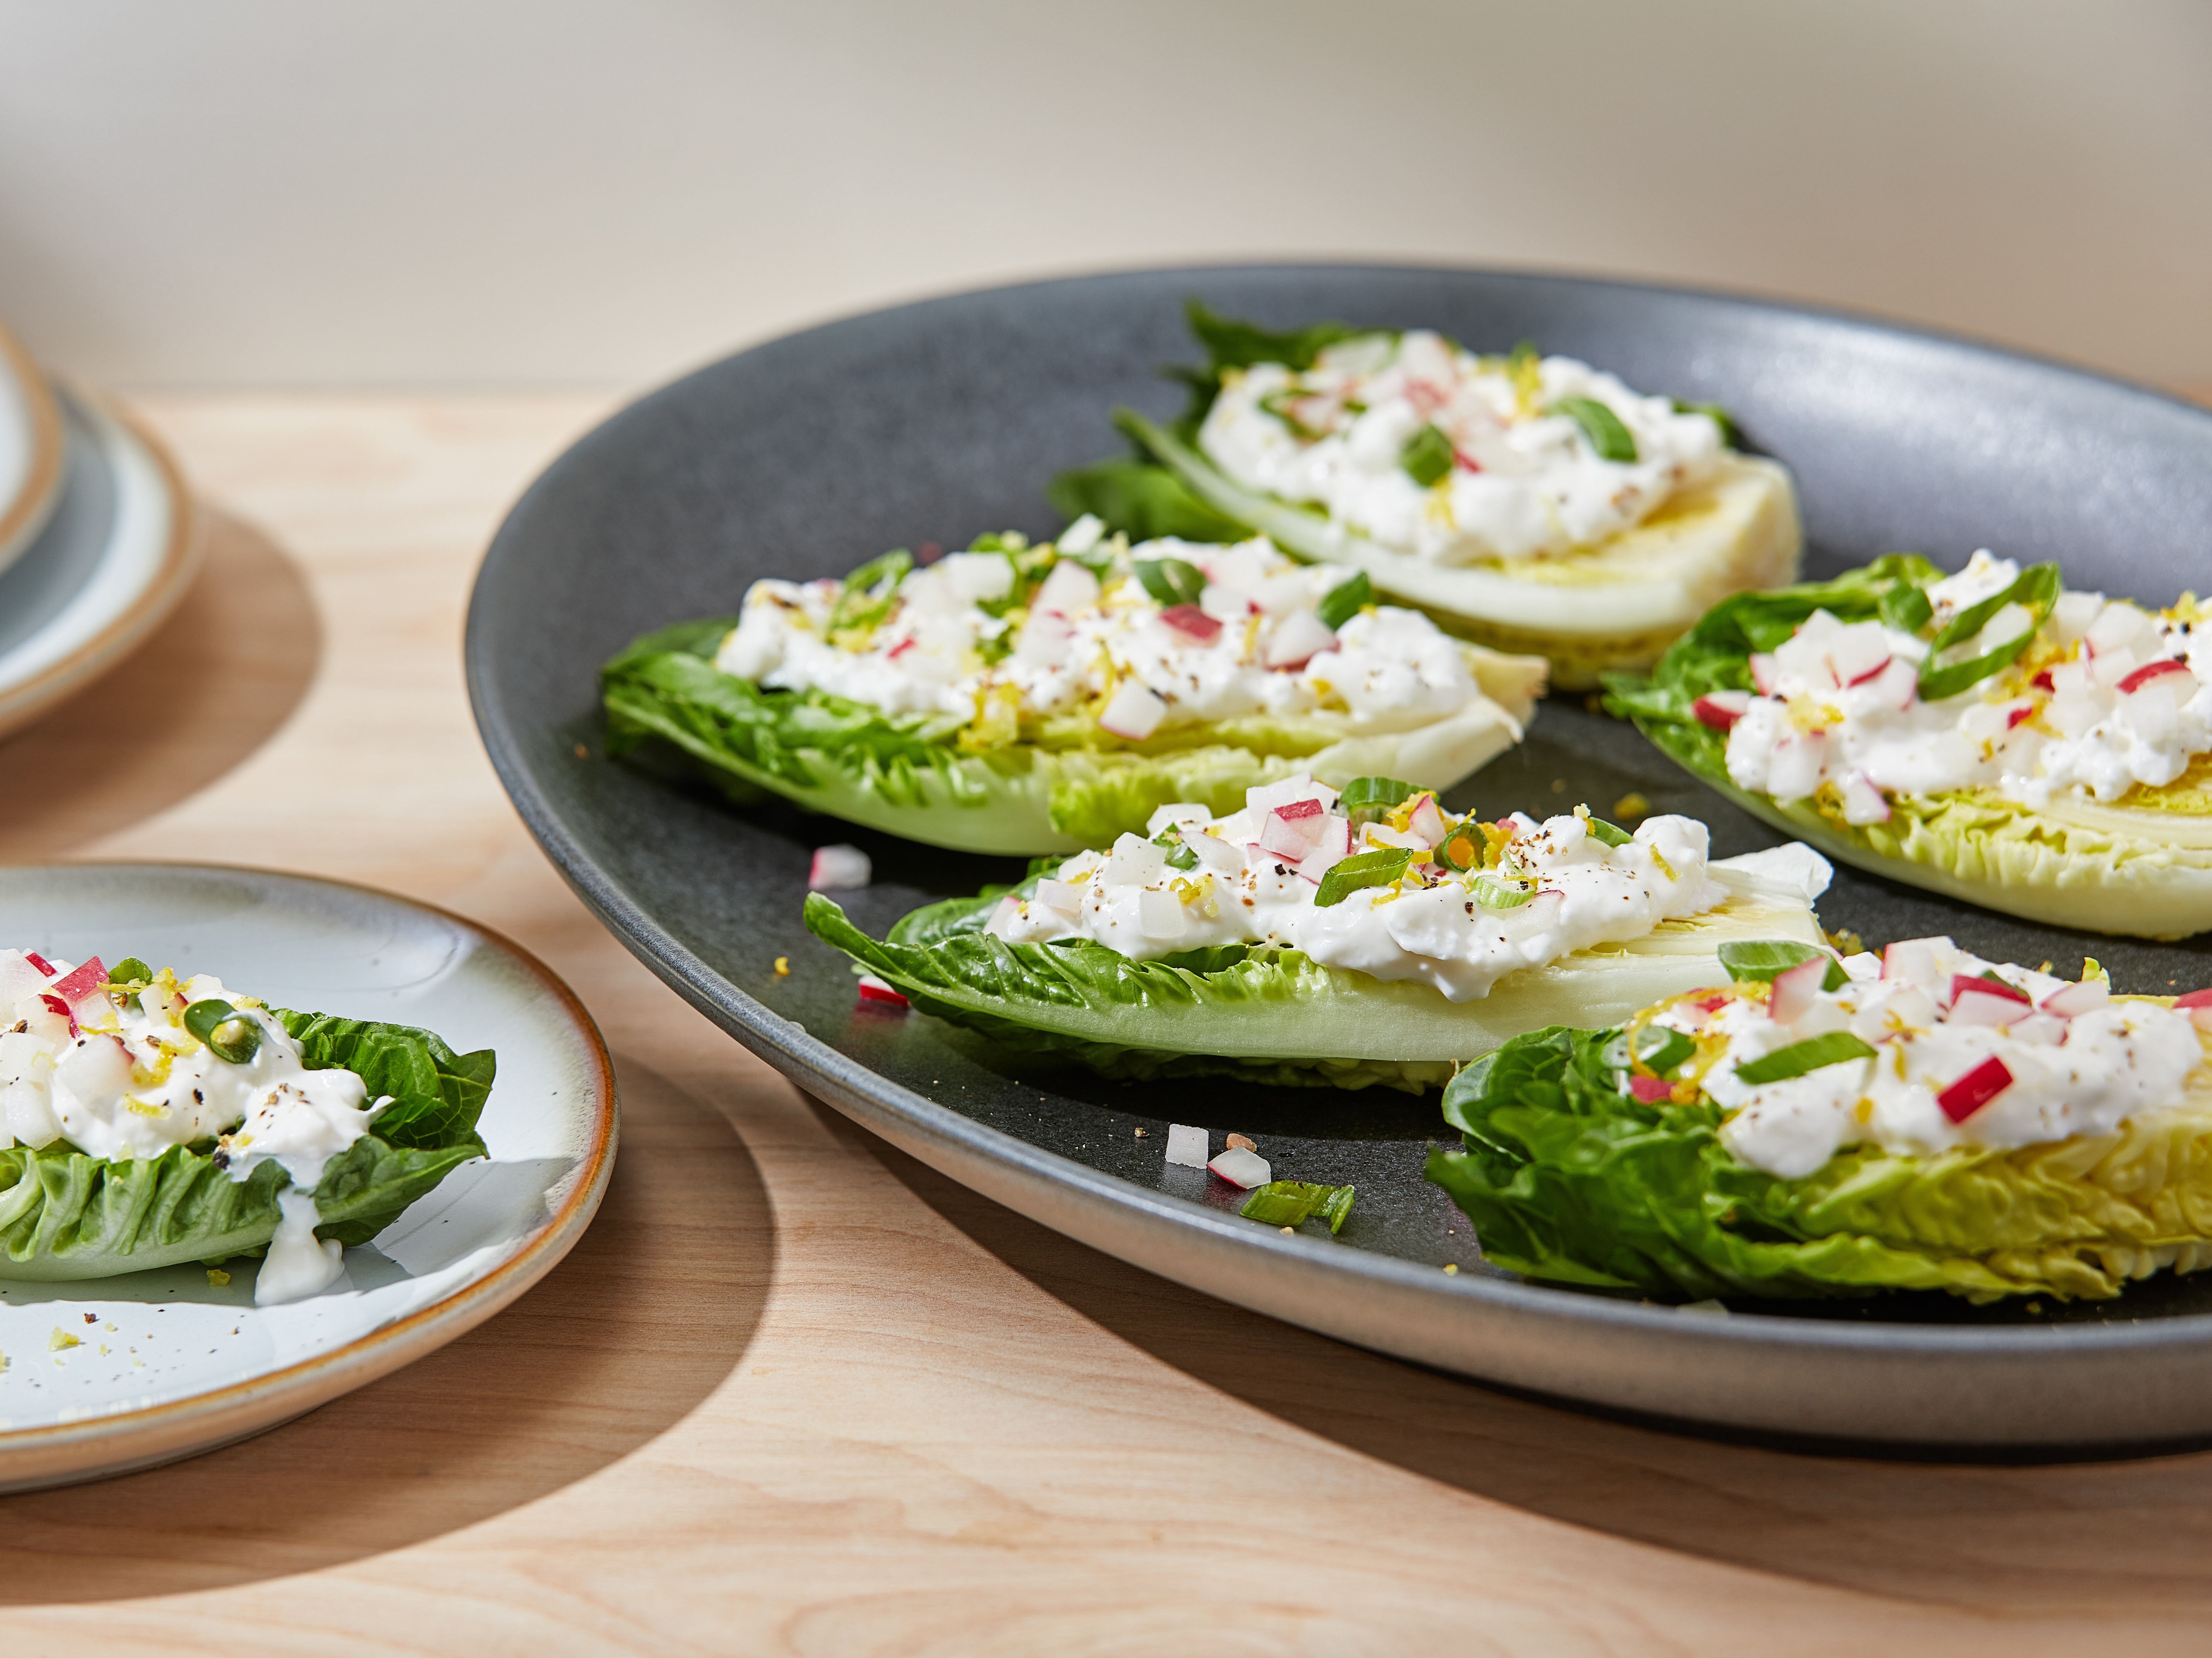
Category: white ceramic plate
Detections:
[
  {"x1": 0, "y1": 865, "x2": 618, "y2": 1493},
  {"x1": 0, "y1": 386, "x2": 200, "y2": 743},
  {"x1": 0, "y1": 321, "x2": 65, "y2": 581}
]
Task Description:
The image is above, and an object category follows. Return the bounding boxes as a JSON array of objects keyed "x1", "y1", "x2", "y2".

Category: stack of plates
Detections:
[{"x1": 0, "y1": 320, "x2": 199, "y2": 741}]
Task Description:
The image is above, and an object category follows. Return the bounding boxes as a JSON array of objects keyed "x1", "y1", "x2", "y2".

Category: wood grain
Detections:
[{"x1": 3, "y1": 393, "x2": 2212, "y2": 1655}]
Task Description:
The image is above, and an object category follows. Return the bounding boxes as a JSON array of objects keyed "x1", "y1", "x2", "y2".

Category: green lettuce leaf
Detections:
[
  {"x1": 1603, "y1": 557, "x2": 2212, "y2": 940},
  {"x1": 0, "y1": 1010, "x2": 494, "y2": 1280},
  {"x1": 804, "y1": 857, "x2": 1824, "y2": 1092},
  {"x1": 1045, "y1": 457, "x2": 1245, "y2": 544},
  {"x1": 604, "y1": 616, "x2": 1535, "y2": 854},
  {"x1": 1426, "y1": 1022, "x2": 2212, "y2": 1302}
]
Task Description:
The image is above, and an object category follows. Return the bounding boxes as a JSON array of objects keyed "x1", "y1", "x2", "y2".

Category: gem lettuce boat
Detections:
[
  {"x1": 1427, "y1": 935, "x2": 2212, "y2": 1301},
  {"x1": 0, "y1": 949, "x2": 492, "y2": 1302},
  {"x1": 1605, "y1": 551, "x2": 2212, "y2": 939},
  {"x1": 1053, "y1": 303, "x2": 1804, "y2": 689},
  {"x1": 805, "y1": 773, "x2": 1830, "y2": 1091},
  {"x1": 602, "y1": 524, "x2": 1546, "y2": 855}
]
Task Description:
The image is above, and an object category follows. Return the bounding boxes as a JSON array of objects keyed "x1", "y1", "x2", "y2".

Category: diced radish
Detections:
[
  {"x1": 1768, "y1": 956, "x2": 1827, "y2": 1024},
  {"x1": 1159, "y1": 604, "x2": 1223, "y2": 645},
  {"x1": 1184, "y1": 832, "x2": 1244, "y2": 875},
  {"x1": 1295, "y1": 817, "x2": 1353, "y2": 883},
  {"x1": 1405, "y1": 795, "x2": 1448, "y2": 847},
  {"x1": 1881, "y1": 938, "x2": 1945, "y2": 986},
  {"x1": 1257, "y1": 806, "x2": 1325, "y2": 861},
  {"x1": 1137, "y1": 889, "x2": 1188, "y2": 942},
  {"x1": 1693, "y1": 690, "x2": 1751, "y2": 731},
  {"x1": 1263, "y1": 609, "x2": 1337, "y2": 670},
  {"x1": 0, "y1": 950, "x2": 48, "y2": 1007},
  {"x1": 2009, "y1": 1013, "x2": 2067, "y2": 1047},
  {"x1": 49, "y1": 958, "x2": 107, "y2": 1005},
  {"x1": 1766, "y1": 729, "x2": 1828, "y2": 802},
  {"x1": 1030, "y1": 558, "x2": 1100, "y2": 617},
  {"x1": 1276, "y1": 798, "x2": 1324, "y2": 821},
  {"x1": 1950, "y1": 973, "x2": 2030, "y2": 1008},
  {"x1": 2087, "y1": 601, "x2": 2155, "y2": 655},
  {"x1": 57, "y1": 1033, "x2": 134, "y2": 1104},
  {"x1": 2031, "y1": 669, "x2": 2055, "y2": 692},
  {"x1": 1874, "y1": 655, "x2": 1920, "y2": 711},
  {"x1": 986, "y1": 895, "x2": 1024, "y2": 934},
  {"x1": 1032, "y1": 879, "x2": 1083, "y2": 919},
  {"x1": 1165, "y1": 1123, "x2": 1209, "y2": 1168},
  {"x1": 1695, "y1": 994, "x2": 1731, "y2": 1014},
  {"x1": 1628, "y1": 1075, "x2": 1675, "y2": 1103},
  {"x1": 40, "y1": 993, "x2": 76, "y2": 1035},
  {"x1": 24, "y1": 951, "x2": 56, "y2": 977},
  {"x1": 2006, "y1": 703, "x2": 2036, "y2": 729},
  {"x1": 1826, "y1": 621, "x2": 1893, "y2": 687},
  {"x1": 1207, "y1": 1146, "x2": 1272, "y2": 1188},
  {"x1": 1937, "y1": 1056, "x2": 2013, "y2": 1123},
  {"x1": 1749, "y1": 653, "x2": 1780, "y2": 695},
  {"x1": 808, "y1": 845, "x2": 872, "y2": 892},
  {"x1": 2039, "y1": 978, "x2": 2109, "y2": 1019},
  {"x1": 2178, "y1": 988, "x2": 2212, "y2": 1031},
  {"x1": 1839, "y1": 771, "x2": 1890, "y2": 826},
  {"x1": 1246, "y1": 775, "x2": 1335, "y2": 815},
  {"x1": 1844, "y1": 655, "x2": 1893, "y2": 687},
  {"x1": 1948, "y1": 984, "x2": 2030, "y2": 1028},
  {"x1": 1098, "y1": 680, "x2": 1167, "y2": 741},
  {"x1": 1012, "y1": 610, "x2": 1075, "y2": 667},
  {"x1": 856, "y1": 974, "x2": 909, "y2": 1009},
  {"x1": 1102, "y1": 833, "x2": 1168, "y2": 887}
]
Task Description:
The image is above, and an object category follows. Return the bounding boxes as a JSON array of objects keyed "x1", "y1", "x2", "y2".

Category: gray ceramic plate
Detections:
[
  {"x1": 0, "y1": 865, "x2": 618, "y2": 1493},
  {"x1": 466, "y1": 266, "x2": 2212, "y2": 1450}
]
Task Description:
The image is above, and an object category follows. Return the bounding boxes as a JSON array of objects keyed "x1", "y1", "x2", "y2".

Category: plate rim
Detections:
[
  {"x1": 0, "y1": 860, "x2": 621, "y2": 1488},
  {"x1": 464, "y1": 261, "x2": 2212, "y2": 1444},
  {"x1": 0, "y1": 387, "x2": 204, "y2": 742},
  {"x1": 0, "y1": 319, "x2": 66, "y2": 577}
]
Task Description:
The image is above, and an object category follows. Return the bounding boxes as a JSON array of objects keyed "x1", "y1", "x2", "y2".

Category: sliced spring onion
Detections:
[
  {"x1": 1399, "y1": 422, "x2": 1454, "y2": 488},
  {"x1": 1135, "y1": 556, "x2": 1207, "y2": 609},
  {"x1": 183, "y1": 997, "x2": 263, "y2": 1065},
  {"x1": 1316, "y1": 570, "x2": 1371, "y2": 631},
  {"x1": 1436, "y1": 826, "x2": 1482, "y2": 873},
  {"x1": 1259, "y1": 387, "x2": 1327, "y2": 441},
  {"x1": 1603, "y1": 1024, "x2": 1698, "y2": 1077},
  {"x1": 1732, "y1": 1031, "x2": 1877, "y2": 1086},
  {"x1": 1581, "y1": 814, "x2": 1635, "y2": 848},
  {"x1": 1553, "y1": 396, "x2": 1638, "y2": 463},
  {"x1": 1878, "y1": 581, "x2": 1933, "y2": 634},
  {"x1": 106, "y1": 957, "x2": 152, "y2": 987},
  {"x1": 1718, "y1": 938, "x2": 1847, "y2": 990},
  {"x1": 1314, "y1": 846, "x2": 1412, "y2": 907},
  {"x1": 1239, "y1": 1179, "x2": 1357, "y2": 1234},
  {"x1": 1339, "y1": 773, "x2": 1417, "y2": 826},
  {"x1": 1469, "y1": 872, "x2": 1535, "y2": 909},
  {"x1": 1917, "y1": 562, "x2": 2060, "y2": 701}
]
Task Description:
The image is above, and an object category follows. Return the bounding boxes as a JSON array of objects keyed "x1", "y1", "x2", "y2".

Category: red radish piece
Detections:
[
  {"x1": 1276, "y1": 799, "x2": 1324, "y2": 821},
  {"x1": 1207, "y1": 1146, "x2": 1272, "y2": 1188},
  {"x1": 40, "y1": 992, "x2": 77, "y2": 1034},
  {"x1": 1844, "y1": 655, "x2": 1893, "y2": 687},
  {"x1": 1839, "y1": 771, "x2": 1891, "y2": 825},
  {"x1": 2178, "y1": 988, "x2": 2212, "y2": 1030},
  {"x1": 1159, "y1": 604, "x2": 1222, "y2": 644},
  {"x1": 24, "y1": 951, "x2": 56, "y2": 977},
  {"x1": 1628, "y1": 1075, "x2": 1675, "y2": 1103},
  {"x1": 48, "y1": 958, "x2": 107, "y2": 1004},
  {"x1": 2032, "y1": 669, "x2": 2055, "y2": 692},
  {"x1": 2117, "y1": 658, "x2": 2194, "y2": 696},
  {"x1": 2039, "y1": 979, "x2": 2109, "y2": 1020},
  {"x1": 1695, "y1": 994, "x2": 1731, "y2": 1014},
  {"x1": 1948, "y1": 984, "x2": 2030, "y2": 1028},
  {"x1": 57, "y1": 1033, "x2": 134, "y2": 1102},
  {"x1": 1263, "y1": 608, "x2": 1337, "y2": 669},
  {"x1": 856, "y1": 974, "x2": 909, "y2": 1009},
  {"x1": 886, "y1": 637, "x2": 916, "y2": 660},
  {"x1": 1937, "y1": 1056, "x2": 2013, "y2": 1123},
  {"x1": 2007, "y1": 703, "x2": 2036, "y2": 729},
  {"x1": 1453, "y1": 449, "x2": 1482, "y2": 473},
  {"x1": 1768, "y1": 956, "x2": 1827, "y2": 1024},
  {"x1": 1257, "y1": 805, "x2": 1326, "y2": 862},
  {"x1": 1951, "y1": 973, "x2": 2030, "y2": 1009},
  {"x1": 1405, "y1": 795, "x2": 1448, "y2": 847},
  {"x1": 1882, "y1": 938, "x2": 1944, "y2": 985},
  {"x1": 808, "y1": 845, "x2": 872, "y2": 892},
  {"x1": 1749, "y1": 653, "x2": 1780, "y2": 695},
  {"x1": 1098, "y1": 680, "x2": 1167, "y2": 741},
  {"x1": 1693, "y1": 690, "x2": 1751, "y2": 731},
  {"x1": 1295, "y1": 817, "x2": 1353, "y2": 883}
]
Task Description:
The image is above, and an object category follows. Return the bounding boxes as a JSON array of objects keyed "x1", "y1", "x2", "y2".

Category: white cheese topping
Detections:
[
  {"x1": 1719, "y1": 550, "x2": 2210, "y2": 816},
  {"x1": 1644, "y1": 937, "x2": 2211, "y2": 1179},
  {"x1": 716, "y1": 528, "x2": 1494, "y2": 742},
  {"x1": 986, "y1": 775, "x2": 1736, "y2": 1002},
  {"x1": 0, "y1": 951, "x2": 379, "y2": 1192},
  {"x1": 1197, "y1": 332, "x2": 1726, "y2": 565}
]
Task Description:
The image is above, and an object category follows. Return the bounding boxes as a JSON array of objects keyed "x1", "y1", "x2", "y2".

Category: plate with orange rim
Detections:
[
  {"x1": 0, "y1": 863, "x2": 620, "y2": 1494},
  {"x1": 0, "y1": 320, "x2": 66, "y2": 582},
  {"x1": 0, "y1": 384, "x2": 202, "y2": 744}
]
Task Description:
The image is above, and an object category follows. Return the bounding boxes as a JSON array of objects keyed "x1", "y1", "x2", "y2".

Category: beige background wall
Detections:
[{"x1": 2, "y1": 0, "x2": 2207, "y2": 390}]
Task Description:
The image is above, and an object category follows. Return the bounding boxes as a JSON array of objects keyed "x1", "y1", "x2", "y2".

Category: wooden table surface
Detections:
[{"x1": 6, "y1": 392, "x2": 2212, "y2": 1656}]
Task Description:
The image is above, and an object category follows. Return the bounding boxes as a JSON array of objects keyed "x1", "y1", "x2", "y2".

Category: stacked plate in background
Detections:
[{"x1": 0, "y1": 318, "x2": 200, "y2": 741}]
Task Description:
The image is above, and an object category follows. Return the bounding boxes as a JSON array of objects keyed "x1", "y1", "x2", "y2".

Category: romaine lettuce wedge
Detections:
[
  {"x1": 0, "y1": 1008, "x2": 491, "y2": 1281},
  {"x1": 1605, "y1": 557, "x2": 2212, "y2": 939},
  {"x1": 803, "y1": 854, "x2": 1826, "y2": 1093},
  {"x1": 1427, "y1": 1012, "x2": 2212, "y2": 1303}
]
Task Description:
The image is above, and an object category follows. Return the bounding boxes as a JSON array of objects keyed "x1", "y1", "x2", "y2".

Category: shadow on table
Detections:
[
  {"x1": 0, "y1": 505, "x2": 319, "y2": 859},
  {"x1": 836, "y1": 1109, "x2": 2212, "y2": 1618},
  {"x1": 0, "y1": 1055, "x2": 769, "y2": 1605}
]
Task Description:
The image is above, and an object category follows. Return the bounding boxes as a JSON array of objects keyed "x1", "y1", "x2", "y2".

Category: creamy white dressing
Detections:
[
  {"x1": 1722, "y1": 550, "x2": 2211, "y2": 816},
  {"x1": 0, "y1": 950, "x2": 386, "y2": 1303},
  {"x1": 1643, "y1": 937, "x2": 2211, "y2": 1179},
  {"x1": 717, "y1": 526, "x2": 1494, "y2": 741},
  {"x1": 986, "y1": 775, "x2": 1740, "y2": 1002},
  {"x1": 1198, "y1": 332, "x2": 1725, "y2": 565}
]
